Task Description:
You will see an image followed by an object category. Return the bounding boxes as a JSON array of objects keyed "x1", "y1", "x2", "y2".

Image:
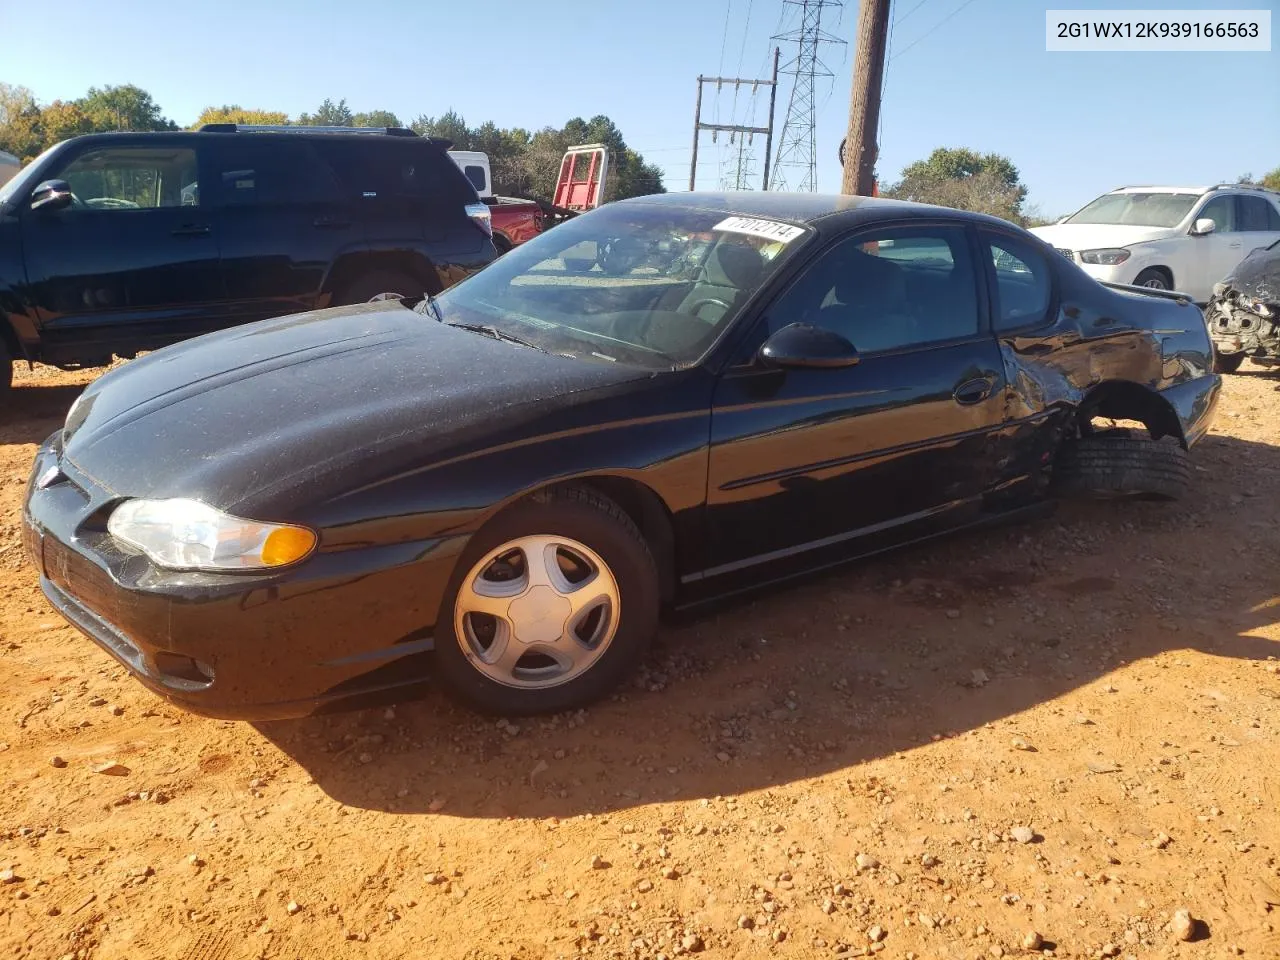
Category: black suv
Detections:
[{"x1": 0, "y1": 125, "x2": 496, "y2": 401}]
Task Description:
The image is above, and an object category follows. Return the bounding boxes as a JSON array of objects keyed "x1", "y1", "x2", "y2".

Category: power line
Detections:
[
  {"x1": 890, "y1": 0, "x2": 980, "y2": 61},
  {"x1": 892, "y1": 0, "x2": 932, "y2": 27}
]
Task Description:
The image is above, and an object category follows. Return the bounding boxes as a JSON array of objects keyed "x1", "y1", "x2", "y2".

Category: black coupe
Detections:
[{"x1": 22, "y1": 192, "x2": 1221, "y2": 718}]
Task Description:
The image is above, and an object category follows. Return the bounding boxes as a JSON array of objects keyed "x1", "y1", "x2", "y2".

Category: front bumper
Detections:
[{"x1": 22, "y1": 435, "x2": 467, "y2": 720}]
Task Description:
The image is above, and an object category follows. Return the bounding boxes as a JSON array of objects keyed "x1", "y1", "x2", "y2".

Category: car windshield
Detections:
[
  {"x1": 0, "y1": 143, "x2": 61, "y2": 206},
  {"x1": 432, "y1": 202, "x2": 811, "y2": 369},
  {"x1": 1065, "y1": 191, "x2": 1200, "y2": 228}
]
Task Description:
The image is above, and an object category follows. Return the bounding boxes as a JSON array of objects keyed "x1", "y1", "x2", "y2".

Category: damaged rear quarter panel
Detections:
[{"x1": 1000, "y1": 260, "x2": 1218, "y2": 469}]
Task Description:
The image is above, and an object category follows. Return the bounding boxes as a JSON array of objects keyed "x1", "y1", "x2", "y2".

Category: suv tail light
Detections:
[{"x1": 465, "y1": 202, "x2": 493, "y2": 238}]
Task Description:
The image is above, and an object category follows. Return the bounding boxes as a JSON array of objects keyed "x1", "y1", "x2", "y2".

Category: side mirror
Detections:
[
  {"x1": 30, "y1": 179, "x2": 73, "y2": 213},
  {"x1": 1190, "y1": 217, "x2": 1216, "y2": 236},
  {"x1": 759, "y1": 322, "x2": 860, "y2": 369}
]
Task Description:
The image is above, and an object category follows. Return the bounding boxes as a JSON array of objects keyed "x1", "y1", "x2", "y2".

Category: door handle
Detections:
[
  {"x1": 313, "y1": 217, "x2": 351, "y2": 228},
  {"x1": 953, "y1": 377, "x2": 994, "y2": 405},
  {"x1": 171, "y1": 224, "x2": 211, "y2": 237}
]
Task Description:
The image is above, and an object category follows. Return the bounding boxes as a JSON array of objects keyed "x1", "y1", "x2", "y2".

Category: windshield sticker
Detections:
[{"x1": 712, "y1": 216, "x2": 806, "y2": 244}]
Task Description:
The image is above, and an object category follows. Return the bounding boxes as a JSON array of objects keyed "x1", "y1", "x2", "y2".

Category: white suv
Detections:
[{"x1": 1030, "y1": 184, "x2": 1280, "y2": 302}]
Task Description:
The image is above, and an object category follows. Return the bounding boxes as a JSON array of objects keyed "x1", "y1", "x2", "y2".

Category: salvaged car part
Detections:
[
  {"x1": 1055, "y1": 429, "x2": 1190, "y2": 501},
  {"x1": 1205, "y1": 240, "x2": 1280, "y2": 373}
]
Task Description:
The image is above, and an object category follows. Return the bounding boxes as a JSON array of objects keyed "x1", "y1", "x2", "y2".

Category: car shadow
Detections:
[
  {"x1": 246, "y1": 429, "x2": 1277, "y2": 819},
  {"x1": 0, "y1": 381, "x2": 86, "y2": 445}
]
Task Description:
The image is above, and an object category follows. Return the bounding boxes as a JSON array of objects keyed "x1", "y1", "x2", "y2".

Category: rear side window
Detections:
[
  {"x1": 209, "y1": 140, "x2": 339, "y2": 206},
  {"x1": 315, "y1": 140, "x2": 473, "y2": 202},
  {"x1": 984, "y1": 232, "x2": 1052, "y2": 331},
  {"x1": 1238, "y1": 195, "x2": 1277, "y2": 231},
  {"x1": 463, "y1": 164, "x2": 487, "y2": 193}
]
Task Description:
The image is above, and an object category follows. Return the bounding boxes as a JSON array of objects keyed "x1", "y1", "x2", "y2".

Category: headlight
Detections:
[
  {"x1": 1079, "y1": 248, "x2": 1131, "y2": 265},
  {"x1": 107, "y1": 498, "x2": 317, "y2": 571}
]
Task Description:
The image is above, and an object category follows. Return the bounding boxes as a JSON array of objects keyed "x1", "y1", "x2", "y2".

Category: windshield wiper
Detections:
[
  {"x1": 445, "y1": 321, "x2": 547, "y2": 352},
  {"x1": 413, "y1": 293, "x2": 444, "y2": 322}
]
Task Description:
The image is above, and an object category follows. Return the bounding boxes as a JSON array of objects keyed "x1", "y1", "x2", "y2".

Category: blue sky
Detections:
[{"x1": 3, "y1": 0, "x2": 1277, "y2": 215}]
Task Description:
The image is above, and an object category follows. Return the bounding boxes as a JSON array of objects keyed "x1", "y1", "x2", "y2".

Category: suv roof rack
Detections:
[
  {"x1": 1207, "y1": 182, "x2": 1280, "y2": 196},
  {"x1": 199, "y1": 123, "x2": 419, "y2": 138}
]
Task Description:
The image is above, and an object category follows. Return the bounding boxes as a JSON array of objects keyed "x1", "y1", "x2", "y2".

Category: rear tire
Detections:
[
  {"x1": 432, "y1": 486, "x2": 660, "y2": 716},
  {"x1": 336, "y1": 270, "x2": 425, "y2": 305},
  {"x1": 1133, "y1": 267, "x2": 1172, "y2": 290},
  {"x1": 1055, "y1": 431, "x2": 1190, "y2": 501},
  {"x1": 1214, "y1": 350, "x2": 1245, "y2": 374}
]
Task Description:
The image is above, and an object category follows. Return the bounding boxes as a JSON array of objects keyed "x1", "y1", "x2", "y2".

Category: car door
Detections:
[
  {"x1": 207, "y1": 136, "x2": 359, "y2": 326},
  {"x1": 1187, "y1": 193, "x2": 1242, "y2": 299},
  {"x1": 702, "y1": 222, "x2": 1008, "y2": 588},
  {"x1": 18, "y1": 138, "x2": 224, "y2": 362}
]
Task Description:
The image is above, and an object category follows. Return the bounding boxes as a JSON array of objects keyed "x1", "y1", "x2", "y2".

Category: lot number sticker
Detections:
[{"x1": 713, "y1": 216, "x2": 806, "y2": 244}]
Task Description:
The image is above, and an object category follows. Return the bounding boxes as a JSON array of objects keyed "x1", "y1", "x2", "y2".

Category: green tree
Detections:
[
  {"x1": 76, "y1": 84, "x2": 176, "y2": 131},
  {"x1": 1239, "y1": 168, "x2": 1280, "y2": 191},
  {"x1": 884, "y1": 146, "x2": 1028, "y2": 222},
  {"x1": 297, "y1": 98, "x2": 354, "y2": 126},
  {"x1": 0, "y1": 83, "x2": 45, "y2": 160},
  {"x1": 411, "y1": 109, "x2": 471, "y2": 146},
  {"x1": 352, "y1": 109, "x2": 402, "y2": 129},
  {"x1": 194, "y1": 105, "x2": 289, "y2": 127},
  {"x1": 39, "y1": 101, "x2": 94, "y2": 144}
]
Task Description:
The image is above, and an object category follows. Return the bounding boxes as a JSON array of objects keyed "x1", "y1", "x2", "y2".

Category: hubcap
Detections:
[
  {"x1": 367, "y1": 291, "x2": 405, "y2": 302},
  {"x1": 1141, "y1": 277, "x2": 1167, "y2": 289},
  {"x1": 454, "y1": 535, "x2": 620, "y2": 689}
]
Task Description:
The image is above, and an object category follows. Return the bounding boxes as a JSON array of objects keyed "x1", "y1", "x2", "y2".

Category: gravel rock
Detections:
[
  {"x1": 93, "y1": 762, "x2": 130, "y2": 777},
  {"x1": 855, "y1": 853, "x2": 879, "y2": 871},
  {"x1": 681, "y1": 933, "x2": 703, "y2": 952},
  {"x1": 0, "y1": 869, "x2": 18, "y2": 884},
  {"x1": 287, "y1": 901, "x2": 301, "y2": 915},
  {"x1": 590, "y1": 854, "x2": 607, "y2": 869},
  {"x1": 49, "y1": 756, "x2": 66, "y2": 768},
  {"x1": 1010, "y1": 826, "x2": 1035, "y2": 844},
  {"x1": 867, "y1": 924, "x2": 886, "y2": 942},
  {"x1": 1022, "y1": 930, "x2": 1043, "y2": 950},
  {"x1": 1171, "y1": 909, "x2": 1196, "y2": 942},
  {"x1": 636, "y1": 879, "x2": 653, "y2": 893}
]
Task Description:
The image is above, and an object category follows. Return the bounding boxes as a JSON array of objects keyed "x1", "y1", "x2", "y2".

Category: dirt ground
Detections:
[{"x1": 0, "y1": 360, "x2": 1278, "y2": 960}]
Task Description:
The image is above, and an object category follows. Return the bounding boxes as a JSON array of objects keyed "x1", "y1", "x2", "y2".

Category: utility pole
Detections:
[
  {"x1": 841, "y1": 0, "x2": 890, "y2": 196},
  {"x1": 689, "y1": 51, "x2": 780, "y2": 192}
]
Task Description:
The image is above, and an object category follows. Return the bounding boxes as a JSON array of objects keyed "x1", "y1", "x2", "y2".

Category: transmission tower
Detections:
[
  {"x1": 770, "y1": 0, "x2": 846, "y2": 192},
  {"x1": 718, "y1": 134, "x2": 759, "y2": 191}
]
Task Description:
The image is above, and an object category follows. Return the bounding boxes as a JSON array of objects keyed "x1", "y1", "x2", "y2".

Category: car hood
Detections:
[
  {"x1": 1217, "y1": 244, "x2": 1280, "y2": 305},
  {"x1": 61, "y1": 302, "x2": 652, "y2": 515},
  {"x1": 1029, "y1": 222, "x2": 1174, "y2": 251}
]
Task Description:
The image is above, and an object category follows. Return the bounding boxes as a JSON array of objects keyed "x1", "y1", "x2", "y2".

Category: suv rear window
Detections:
[{"x1": 314, "y1": 139, "x2": 473, "y2": 202}]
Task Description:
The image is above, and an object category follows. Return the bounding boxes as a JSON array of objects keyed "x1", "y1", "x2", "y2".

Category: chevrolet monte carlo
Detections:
[{"x1": 22, "y1": 192, "x2": 1221, "y2": 718}]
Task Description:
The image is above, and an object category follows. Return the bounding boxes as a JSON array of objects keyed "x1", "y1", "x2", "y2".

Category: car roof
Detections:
[
  {"x1": 615, "y1": 190, "x2": 1023, "y2": 231},
  {"x1": 56, "y1": 130, "x2": 449, "y2": 148},
  {"x1": 1110, "y1": 185, "x2": 1212, "y2": 195}
]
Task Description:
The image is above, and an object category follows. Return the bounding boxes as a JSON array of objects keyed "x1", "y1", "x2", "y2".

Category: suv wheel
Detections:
[
  {"x1": 1213, "y1": 351, "x2": 1245, "y2": 374},
  {"x1": 337, "y1": 271, "x2": 425, "y2": 306},
  {"x1": 0, "y1": 337, "x2": 12, "y2": 406},
  {"x1": 1133, "y1": 268, "x2": 1171, "y2": 290}
]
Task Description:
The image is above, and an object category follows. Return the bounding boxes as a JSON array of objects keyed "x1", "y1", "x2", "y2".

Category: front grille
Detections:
[{"x1": 1054, "y1": 247, "x2": 1075, "y2": 261}]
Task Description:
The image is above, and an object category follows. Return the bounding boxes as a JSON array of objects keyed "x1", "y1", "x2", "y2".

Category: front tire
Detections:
[
  {"x1": 432, "y1": 486, "x2": 660, "y2": 715},
  {"x1": 1214, "y1": 350, "x2": 1245, "y2": 374},
  {"x1": 1132, "y1": 267, "x2": 1172, "y2": 290}
]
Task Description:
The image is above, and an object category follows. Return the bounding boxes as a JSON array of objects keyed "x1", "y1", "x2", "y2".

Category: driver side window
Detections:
[
  {"x1": 1196, "y1": 194, "x2": 1235, "y2": 233},
  {"x1": 763, "y1": 224, "x2": 980, "y2": 354},
  {"x1": 56, "y1": 146, "x2": 199, "y2": 211}
]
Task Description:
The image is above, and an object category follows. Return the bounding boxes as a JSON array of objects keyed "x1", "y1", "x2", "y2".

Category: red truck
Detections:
[
  {"x1": 449, "y1": 144, "x2": 610, "y2": 253},
  {"x1": 448, "y1": 151, "x2": 543, "y2": 253}
]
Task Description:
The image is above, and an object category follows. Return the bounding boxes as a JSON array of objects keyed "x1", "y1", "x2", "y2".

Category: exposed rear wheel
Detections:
[
  {"x1": 1055, "y1": 430, "x2": 1190, "y2": 501},
  {"x1": 1132, "y1": 267, "x2": 1172, "y2": 290},
  {"x1": 336, "y1": 270, "x2": 424, "y2": 306},
  {"x1": 1214, "y1": 350, "x2": 1245, "y2": 374},
  {"x1": 433, "y1": 486, "x2": 660, "y2": 715}
]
